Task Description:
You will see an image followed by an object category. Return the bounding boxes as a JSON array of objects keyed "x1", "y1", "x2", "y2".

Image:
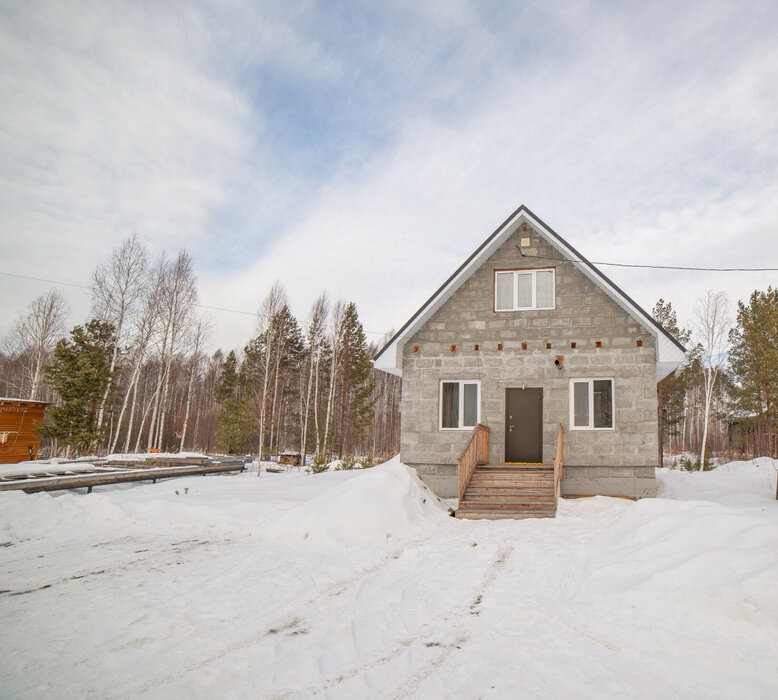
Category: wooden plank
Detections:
[
  {"x1": 459, "y1": 503, "x2": 556, "y2": 510},
  {"x1": 0, "y1": 462, "x2": 244, "y2": 493},
  {"x1": 456, "y1": 511, "x2": 555, "y2": 520},
  {"x1": 564, "y1": 494, "x2": 637, "y2": 501},
  {"x1": 463, "y1": 489, "x2": 555, "y2": 495},
  {"x1": 474, "y1": 476, "x2": 553, "y2": 481}
]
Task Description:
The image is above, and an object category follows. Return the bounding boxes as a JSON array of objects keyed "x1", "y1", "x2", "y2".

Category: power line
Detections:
[
  {"x1": 589, "y1": 260, "x2": 775, "y2": 272},
  {"x1": 0, "y1": 269, "x2": 391, "y2": 337},
  {"x1": 0, "y1": 270, "x2": 91, "y2": 290},
  {"x1": 514, "y1": 250, "x2": 778, "y2": 272},
  {"x1": 4, "y1": 249, "x2": 776, "y2": 336},
  {"x1": 194, "y1": 303, "x2": 257, "y2": 317}
]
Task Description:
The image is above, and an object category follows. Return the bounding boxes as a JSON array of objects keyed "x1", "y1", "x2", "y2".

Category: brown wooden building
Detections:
[{"x1": 0, "y1": 398, "x2": 49, "y2": 464}]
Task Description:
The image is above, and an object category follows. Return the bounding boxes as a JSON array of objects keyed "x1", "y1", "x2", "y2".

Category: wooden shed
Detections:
[
  {"x1": 0, "y1": 398, "x2": 49, "y2": 464},
  {"x1": 278, "y1": 451, "x2": 301, "y2": 467}
]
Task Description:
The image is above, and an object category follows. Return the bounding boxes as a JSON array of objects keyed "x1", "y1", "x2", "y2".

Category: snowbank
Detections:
[
  {"x1": 267, "y1": 457, "x2": 448, "y2": 545},
  {"x1": 0, "y1": 490, "x2": 131, "y2": 542},
  {"x1": 658, "y1": 456, "x2": 777, "y2": 513}
]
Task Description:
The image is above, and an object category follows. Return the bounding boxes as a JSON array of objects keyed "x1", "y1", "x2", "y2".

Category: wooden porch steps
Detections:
[{"x1": 456, "y1": 464, "x2": 557, "y2": 520}]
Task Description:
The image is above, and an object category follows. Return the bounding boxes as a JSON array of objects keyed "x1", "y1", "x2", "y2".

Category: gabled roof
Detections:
[{"x1": 374, "y1": 205, "x2": 686, "y2": 381}]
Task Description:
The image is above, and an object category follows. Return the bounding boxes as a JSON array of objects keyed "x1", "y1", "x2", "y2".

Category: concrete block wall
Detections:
[{"x1": 400, "y1": 220, "x2": 659, "y2": 499}]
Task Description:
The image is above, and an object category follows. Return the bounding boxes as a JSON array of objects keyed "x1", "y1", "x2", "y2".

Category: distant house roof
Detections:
[
  {"x1": 0, "y1": 398, "x2": 50, "y2": 405},
  {"x1": 374, "y1": 205, "x2": 686, "y2": 381}
]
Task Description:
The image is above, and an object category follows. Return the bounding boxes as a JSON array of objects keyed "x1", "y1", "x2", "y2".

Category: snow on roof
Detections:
[
  {"x1": 0, "y1": 397, "x2": 49, "y2": 405},
  {"x1": 374, "y1": 205, "x2": 686, "y2": 381}
]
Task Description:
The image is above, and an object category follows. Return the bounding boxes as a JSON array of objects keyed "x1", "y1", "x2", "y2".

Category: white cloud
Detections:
[
  {"x1": 204, "y1": 1, "x2": 778, "y2": 348},
  {"x1": 2, "y1": 0, "x2": 777, "y2": 354}
]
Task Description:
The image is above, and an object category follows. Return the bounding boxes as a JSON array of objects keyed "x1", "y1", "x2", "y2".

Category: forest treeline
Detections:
[
  {"x1": 653, "y1": 291, "x2": 778, "y2": 465},
  {"x1": 0, "y1": 237, "x2": 400, "y2": 461},
  {"x1": 1, "y1": 236, "x2": 775, "y2": 464}
]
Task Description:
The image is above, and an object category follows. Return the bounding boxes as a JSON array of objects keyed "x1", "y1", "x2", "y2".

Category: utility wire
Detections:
[
  {"x1": 0, "y1": 270, "x2": 90, "y2": 289},
  {"x1": 0, "y1": 269, "x2": 391, "y2": 337},
  {"x1": 514, "y1": 250, "x2": 778, "y2": 272},
  {"x1": 4, "y1": 250, "x2": 777, "y2": 336}
]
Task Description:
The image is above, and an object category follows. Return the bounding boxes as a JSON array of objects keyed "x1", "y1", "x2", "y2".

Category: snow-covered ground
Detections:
[{"x1": 1, "y1": 458, "x2": 777, "y2": 698}]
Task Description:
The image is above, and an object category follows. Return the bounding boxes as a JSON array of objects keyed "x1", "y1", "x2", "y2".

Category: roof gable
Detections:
[{"x1": 374, "y1": 205, "x2": 686, "y2": 380}]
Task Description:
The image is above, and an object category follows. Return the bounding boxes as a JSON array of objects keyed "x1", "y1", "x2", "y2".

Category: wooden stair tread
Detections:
[
  {"x1": 470, "y1": 477, "x2": 552, "y2": 481},
  {"x1": 459, "y1": 461, "x2": 559, "y2": 520},
  {"x1": 464, "y1": 486, "x2": 553, "y2": 493},
  {"x1": 456, "y1": 511, "x2": 555, "y2": 520},
  {"x1": 468, "y1": 477, "x2": 552, "y2": 484},
  {"x1": 473, "y1": 468, "x2": 552, "y2": 474},
  {"x1": 463, "y1": 498, "x2": 554, "y2": 503},
  {"x1": 464, "y1": 490, "x2": 554, "y2": 495},
  {"x1": 459, "y1": 501, "x2": 556, "y2": 509},
  {"x1": 471, "y1": 470, "x2": 553, "y2": 476},
  {"x1": 470, "y1": 481, "x2": 552, "y2": 486},
  {"x1": 479, "y1": 464, "x2": 551, "y2": 470}
]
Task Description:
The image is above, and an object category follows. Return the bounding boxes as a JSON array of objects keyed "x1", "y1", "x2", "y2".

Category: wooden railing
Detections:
[
  {"x1": 553, "y1": 423, "x2": 564, "y2": 502},
  {"x1": 458, "y1": 424, "x2": 489, "y2": 501}
]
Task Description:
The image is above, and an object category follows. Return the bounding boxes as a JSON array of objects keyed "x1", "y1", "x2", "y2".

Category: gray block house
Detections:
[{"x1": 374, "y1": 206, "x2": 685, "y2": 518}]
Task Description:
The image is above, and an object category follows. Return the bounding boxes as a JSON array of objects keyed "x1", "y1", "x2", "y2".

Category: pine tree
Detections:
[
  {"x1": 336, "y1": 302, "x2": 374, "y2": 457},
  {"x1": 41, "y1": 320, "x2": 117, "y2": 455},
  {"x1": 214, "y1": 350, "x2": 254, "y2": 453},
  {"x1": 653, "y1": 299, "x2": 692, "y2": 464},
  {"x1": 728, "y1": 287, "x2": 778, "y2": 457}
]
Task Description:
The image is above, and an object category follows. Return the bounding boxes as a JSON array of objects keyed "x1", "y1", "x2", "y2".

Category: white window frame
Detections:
[
  {"x1": 569, "y1": 378, "x2": 615, "y2": 431},
  {"x1": 494, "y1": 268, "x2": 556, "y2": 311},
  {"x1": 439, "y1": 380, "x2": 481, "y2": 431}
]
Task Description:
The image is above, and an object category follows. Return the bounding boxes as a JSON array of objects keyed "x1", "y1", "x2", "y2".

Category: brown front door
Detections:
[{"x1": 505, "y1": 388, "x2": 543, "y2": 463}]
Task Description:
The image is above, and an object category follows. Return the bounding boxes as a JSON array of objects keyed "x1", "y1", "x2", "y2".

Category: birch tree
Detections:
[
  {"x1": 146, "y1": 252, "x2": 197, "y2": 451},
  {"x1": 4, "y1": 290, "x2": 69, "y2": 400},
  {"x1": 301, "y1": 293, "x2": 328, "y2": 463},
  {"x1": 114, "y1": 274, "x2": 163, "y2": 453},
  {"x1": 268, "y1": 306, "x2": 289, "y2": 455},
  {"x1": 154, "y1": 252, "x2": 197, "y2": 450},
  {"x1": 256, "y1": 282, "x2": 287, "y2": 463},
  {"x1": 92, "y1": 235, "x2": 148, "y2": 433},
  {"x1": 322, "y1": 300, "x2": 346, "y2": 457},
  {"x1": 178, "y1": 319, "x2": 209, "y2": 451},
  {"x1": 694, "y1": 290, "x2": 731, "y2": 470}
]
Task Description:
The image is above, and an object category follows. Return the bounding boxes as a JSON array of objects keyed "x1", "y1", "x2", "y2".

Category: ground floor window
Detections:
[
  {"x1": 440, "y1": 380, "x2": 480, "y2": 430},
  {"x1": 570, "y1": 378, "x2": 614, "y2": 429}
]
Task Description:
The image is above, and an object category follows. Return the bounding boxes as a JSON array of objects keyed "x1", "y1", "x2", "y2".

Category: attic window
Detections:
[{"x1": 495, "y1": 268, "x2": 555, "y2": 311}]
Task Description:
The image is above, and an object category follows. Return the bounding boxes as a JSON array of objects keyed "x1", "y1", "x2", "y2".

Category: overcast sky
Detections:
[{"x1": 1, "y1": 0, "x2": 776, "y2": 351}]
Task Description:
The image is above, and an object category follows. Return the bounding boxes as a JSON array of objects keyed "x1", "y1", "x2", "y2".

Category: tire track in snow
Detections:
[
  {"x1": 125, "y1": 540, "x2": 417, "y2": 696},
  {"x1": 299, "y1": 543, "x2": 516, "y2": 698},
  {"x1": 387, "y1": 543, "x2": 515, "y2": 699},
  {"x1": 0, "y1": 536, "x2": 231, "y2": 597}
]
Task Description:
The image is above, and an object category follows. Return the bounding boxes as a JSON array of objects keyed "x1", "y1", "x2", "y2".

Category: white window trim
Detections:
[
  {"x1": 494, "y1": 268, "x2": 556, "y2": 311},
  {"x1": 569, "y1": 378, "x2": 615, "y2": 431},
  {"x1": 439, "y1": 379, "x2": 481, "y2": 431}
]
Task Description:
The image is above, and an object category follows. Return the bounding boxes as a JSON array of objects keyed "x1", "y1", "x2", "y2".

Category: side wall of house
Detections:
[{"x1": 400, "y1": 220, "x2": 658, "y2": 499}]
